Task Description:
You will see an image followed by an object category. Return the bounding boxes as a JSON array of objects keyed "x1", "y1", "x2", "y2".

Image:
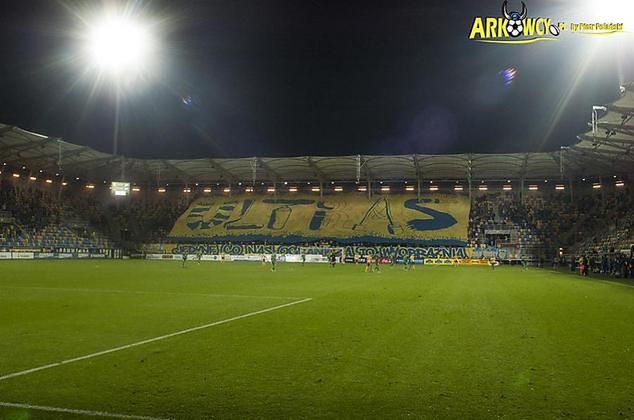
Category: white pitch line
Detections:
[
  {"x1": 0, "y1": 285, "x2": 303, "y2": 300},
  {"x1": 0, "y1": 401, "x2": 169, "y2": 420},
  {"x1": 0, "y1": 297, "x2": 312, "y2": 382}
]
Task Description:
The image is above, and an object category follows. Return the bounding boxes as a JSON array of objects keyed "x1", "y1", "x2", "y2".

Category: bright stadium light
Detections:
[
  {"x1": 69, "y1": 6, "x2": 164, "y2": 174},
  {"x1": 583, "y1": 0, "x2": 634, "y2": 29},
  {"x1": 84, "y1": 14, "x2": 157, "y2": 80}
]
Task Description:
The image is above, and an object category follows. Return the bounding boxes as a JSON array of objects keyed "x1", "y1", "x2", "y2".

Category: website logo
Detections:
[{"x1": 469, "y1": 0, "x2": 626, "y2": 44}]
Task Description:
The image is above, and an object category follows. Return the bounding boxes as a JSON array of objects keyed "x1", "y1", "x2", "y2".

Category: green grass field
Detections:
[{"x1": 1, "y1": 260, "x2": 634, "y2": 419}]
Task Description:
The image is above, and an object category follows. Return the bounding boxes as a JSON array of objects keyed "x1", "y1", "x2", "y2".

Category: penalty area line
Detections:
[
  {"x1": 0, "y1": 401, "x2": 169, "y2": 420},
  {"x1": 0, "y1": 297, "x2": 312, "y2": 382}
]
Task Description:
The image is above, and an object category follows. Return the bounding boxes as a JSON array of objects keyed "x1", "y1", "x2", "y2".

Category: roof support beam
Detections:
[
  {"x1": 413, "y1": 155, "x2": 425, "y2": 201},
  {"x1": 513, "y1": 153, "x2": 530, "y2": 180},
  {"x1": 360, "y1": 155, "x2": 373, "y2": 181},
  {"x1": 208, "y1": 158, "x2": 235, "y2": 182},
  {"x1": 0, "y1": 141, "x2": 48, "y2": 156},
  {"x1": 307, "y1": 157, "x2": 326, "y2": 182},
  {"x1": 576, "y1": 145, "x2": 632, "y2": 155},
  {"x1": 595, "y1": 123, "x2": 634, "y2": 137},
  {"x1": 412, "y1": 154, "x2": 423, "y2": 180},
  {"x1": 162, "y1": 160, "x2": 192, "y2": 183},
  {"x1": 360, "y1": 156, "x2": 373, "y2": 199},
  {"x1": 66, "y1": 155, "x2": 119, "y2": 169},
  {"x1": 572, "y1": 146, "x2": 632, "y2": 159},
  {"x1": 3, "y1": 147, "x2": 86, "y2": 166},
  {"x1": 565, "y1": 148, "x2": 622, "y2": 172},
  {"x1": 255, "y1": 157, "x2": 280, "y2": 182},
  {"x1": 607, "y1": 105, "x2": 634, "y2": 116},
  {"x1": 551, "y1": 150, "x2": 587, "y2": 178},
  {"x1": 580, "y1": 132, "x2": 634, "y2": 145}
]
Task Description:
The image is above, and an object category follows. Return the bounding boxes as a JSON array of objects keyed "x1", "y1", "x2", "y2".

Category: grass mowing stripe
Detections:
[
  {"x1": 0, "y1": 401, "x2": 169, "y2": 419},
  {"x1": 0, "y1": 297, "x2": 312, "y2": 382},
  {"x1": 0, "y1": 285, "x2": 304, "y2": 300}
]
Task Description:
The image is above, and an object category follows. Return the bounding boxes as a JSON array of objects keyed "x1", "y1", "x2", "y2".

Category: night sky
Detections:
[{"x1": 0, "y1": 0, "x2": 631, "y2": 158}]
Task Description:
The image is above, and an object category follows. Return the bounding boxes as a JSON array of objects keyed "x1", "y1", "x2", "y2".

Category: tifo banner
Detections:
[
  {"x1": 169, "y1": 243, "x2": 510, "y2": 260},
  {"x1": 169, "y1": 194, "x2": 469, "y2": 245}
]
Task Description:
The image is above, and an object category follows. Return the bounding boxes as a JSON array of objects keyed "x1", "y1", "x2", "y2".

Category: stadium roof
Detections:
[{"x1": 1, "y1": 83, "x2": 633, "y2": 184}]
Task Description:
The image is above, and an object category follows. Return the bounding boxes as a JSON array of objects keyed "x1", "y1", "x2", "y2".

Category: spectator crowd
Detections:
[{"x1": 1, "y1": 177, "x2": 633, "y2": 273}]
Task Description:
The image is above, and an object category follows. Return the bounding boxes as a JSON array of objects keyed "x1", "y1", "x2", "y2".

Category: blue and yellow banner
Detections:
[{"x1": 169, "y1": 193, "x2": 469, "y2": 245}]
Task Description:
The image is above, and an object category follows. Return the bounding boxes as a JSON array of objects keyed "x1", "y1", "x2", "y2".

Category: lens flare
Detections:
[{"x1": 500, "y1": 66, "x2": 518, "y2": 85}]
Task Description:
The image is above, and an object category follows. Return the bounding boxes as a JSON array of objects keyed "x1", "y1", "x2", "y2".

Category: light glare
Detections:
[{"x1": 86, "y1": 15, "x2": 155, "y2": 78}]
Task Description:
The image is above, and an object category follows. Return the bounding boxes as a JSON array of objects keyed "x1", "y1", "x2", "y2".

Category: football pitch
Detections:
[{"x1": 1, "y1": 261, "x2": 634, "y2": 419}]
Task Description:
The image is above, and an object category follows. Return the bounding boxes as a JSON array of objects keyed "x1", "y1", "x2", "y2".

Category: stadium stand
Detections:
[
  {"x1": 0, "y1": 180, "x2": 113, "y2": 252},
  {"x1": 0, "y1": 83, "x2": 633, "y2": 269},
  {"x1": 466, "y1": 185, "x2": 634, "y2": 262}
]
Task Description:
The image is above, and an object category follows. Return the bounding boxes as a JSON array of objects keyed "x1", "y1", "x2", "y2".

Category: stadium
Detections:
[{"x1": 1, "y1": 1, "x2": 634, "y2": 419}]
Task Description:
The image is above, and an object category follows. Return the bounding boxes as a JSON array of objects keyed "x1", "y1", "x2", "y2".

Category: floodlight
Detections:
[
  {"x1": 85, "y1": 14, "x2": 156, "y2": 79},
  {"x1": 584, "y1": 0, "x2": 634, "y2": 28}
]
